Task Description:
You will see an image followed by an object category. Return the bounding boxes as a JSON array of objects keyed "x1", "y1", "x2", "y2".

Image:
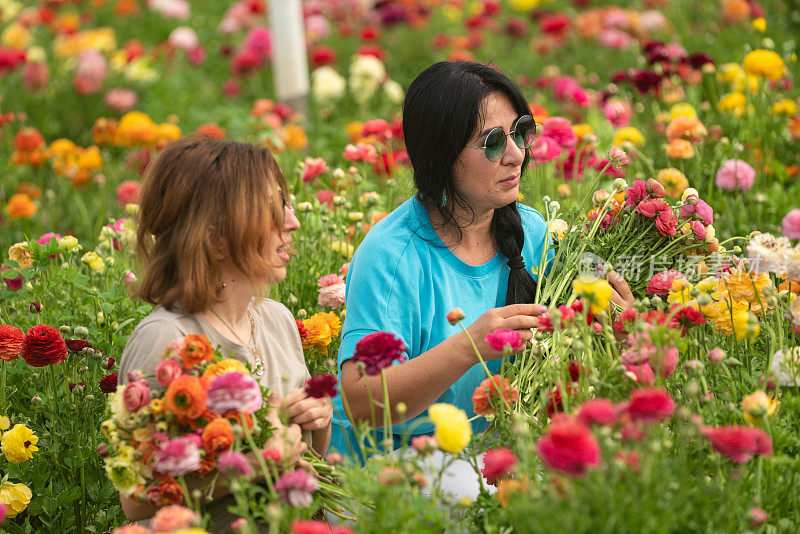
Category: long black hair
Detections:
[{"x1": 402, "y1": 60, "x2": 538, "y2": 305}]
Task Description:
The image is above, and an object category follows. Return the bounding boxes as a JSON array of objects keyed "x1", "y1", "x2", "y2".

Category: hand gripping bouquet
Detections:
[{"x1": 100, "y1": 334, "x2": 349, "y2": 528}]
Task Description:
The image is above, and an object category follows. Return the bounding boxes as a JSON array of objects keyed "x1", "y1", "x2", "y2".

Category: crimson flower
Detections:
[
  {"x1": 351, "y1": 331, "x2": 407, "y2": 376},
  {"x1": 296, "y1": 319, "x2": 308, "y2": 342},
  {"x1": 0, "y1": 324, "x2": 24, "y2": 361},
  {"x1": 66, "y1": 339, "x2": 92, "y2": 353},
  {"x1": 701, "y1": 425, "x2": 772, "y2": 463},
  {"x1": 623, "y1": 388, "x2": 674, "y2": 424},
  {"x1": 577, "y1": 399, "x2": 618, "y2": 427},
  {"x1": 305, "y1": 374, "x2": 338, "y2": 398},
  {"x1": 99, "y1": 373, "x2": 118, "y2": 393},
  {"x1": 537, "y1": 416, "x2": 601, "y2": 477},
  {"x1": 481, "y1": 447, "x2": 517, "y2": 486},
  {"x1": 20, "y1": 324, "x2": 67, "y2": 367}
]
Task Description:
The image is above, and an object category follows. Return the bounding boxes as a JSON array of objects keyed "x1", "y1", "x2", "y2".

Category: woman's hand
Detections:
[
  {"x1": 464, "y1": 303, "x2": 546, "y2": 360},
  {"x1": 282, "y1": 388, "x2": 333, "y2": 432},
  {"x1": 607, "y1": 270, "x2": 635, "y2": 309}
]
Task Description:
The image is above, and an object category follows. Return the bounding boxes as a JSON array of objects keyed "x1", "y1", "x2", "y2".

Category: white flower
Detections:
[
  {"x1": 311, "y1": 66, "x2": 346, "y2": 103},
  {"x1": 771, "y1": 347, "x2": 800, "y2": 387},
  {"x1": 349, "y1": 55, "x2": 385, "y2": 104},
  {"x1": 383, "y1": 79, "x2": 404, "y2": 104},
  {"x1": 167, "y1": 27, "x2": 198, "y2": 51}
]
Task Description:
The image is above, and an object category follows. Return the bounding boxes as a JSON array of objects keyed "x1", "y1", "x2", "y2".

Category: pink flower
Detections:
[
  {"x1": 206, "y1": 372, "x2": 263, "y2": 414},
  {"x1": 116, "y1": 180, "x2": 140, "y2": 207},
  {"x1": 217, "y1": 451, "x2": 254, "y2": 477},
  {"x1": 691, "y1": 220, "x2": 707, "y2": 241},
  {"x1": 577, "y1": 399, "x2": 617, "y2": 426},
  {"x1": 156, "y1": 358, "x2": 182, "y2": 387},
  {"x1": 305, "y1": 374, "x2": 338, "y2": 398},
  {"x1": 243, "y1": 26, "x2": 272, "y2": 60},
  {"x1": 653, "y1": 347, "x2": 679, "y2": 378},
  {"x1": 22, "y1": 62, "x2": 48, "y2": 91},
  {"x1": 411, "y1": 435, "x2": 438, "y2": 456},
  {"x1": 679, "y1": 198, "x2": 714, "y2": 226},
  {"x1": 167, "y1": 27, "x2": 199, "y2": 51},
  {"x1": 623, "y1": 388, "x2": 675, "y2": 424},
  {"x1": 552, "y1": 76, "x2": 590, "y2": 107},
  {"x1": 317, "y1": 274, "x2": 344, "y2": 287},
  {"x1": 603, "y1": 99, "x2": 632, "y2": 127},
  {"x1": 124, "y1": 271, "x2": 137, "y2": 286},
  {"x1": 316, "y1": 189, "x2": 334, "y2": 208},
  {"x1": 155, "y1": 436, "x2": 202, "y2": 477},
  {"x1": 624, "y1": 363, "x2": 656, "y2": 385},
  {"x1": 446, "y1": 307, "x2": 465, "y2": 325},
  {"x1": 318, "y1": 284, "x2": 345, "y2": 309},
  {"x1": 302, "y1": 157, "x2": 329, "y2": 183},
  {"x1": 636, "y1": 198, "x2": 670, "y2": 218},
  {"x1": 748, "y1": 507, "x2": 769, "y2": 527},
  {"x1": 481, "y1": 447, "x2": 517, "y2": 485},
  {"x1": 715, "y1": 159, "x2": 755, "y2": 191},
  {"x1": 275, "y1": 469, "x2": 318, "y2": 507},
  {"x1": 36, "y1": 232, "x2": 62, "y2": 245},
  {"x1": 701, "y1": 425, "x2": 772, "y2": 463},
  {"x1": 151, "y1": 505, "x2": 200, "y2": 531},
  {"x1": 655, "y1": 208, "x2": 678, "y2": 236},
  {"x1": 625, "y1": 180, "x2": 649, "y2": 206},
  {"x1": 73, "y1": 49, "x2": 108, "y2": 95},
  {"x1": 541, "y1": 117, "x2": 578, "y2": 148},
  {"x1": 351, "y1": 332, "x2": 407, "y2": 376},
  {"x1": 110, "y1": 526, "x2": 150, "y2": 534},
  {"x1": 485, "y1": 329, "x2": 524, "y2": 353},
  {"x1": 122, "y1": 380, "x2": 150, "y2": 411},
  {"x1": 707, "y1": 348, "x2": 725, "y2": 363},
  {"x1": 782, "y1": 209, "x2": 800, "y2": 239},
  {"x1": 339, "y1": 262, "x2": 350, "y2": 276},
  {"x1": 646, "y1": 178, "x2": 666, "y2": 198},
  {"x1": 647, "y1": 270, "x2": 684, "y2": 295},
  {"x1": 530, "y1": 135, "x2": 563, "y2": 163},
  {"x1": 598, "y1": 28, "x2": 635, "y2": 49},
  {"x1": 149, "y1": 0, "x2": 190, "y2": 19},
  {"x1": 343, "y1": 143, "x2": 379, "y2": 164},
  {"x1": 608, "y1": 146, "x2": 630, "y2": 167},
  {"x1": 0, "y1": 503, "x2": 6, "y2": 525},
  {"x1": 537, "y1": 416, "x2": 601, "y2": 477},
  {"x1": 104, "y1": 88, "x2": 138, "y2": 113}
]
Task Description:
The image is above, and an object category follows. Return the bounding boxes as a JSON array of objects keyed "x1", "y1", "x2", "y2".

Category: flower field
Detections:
[{"x1": 2, "y1": 0, "x2": 800, "y2": 532}]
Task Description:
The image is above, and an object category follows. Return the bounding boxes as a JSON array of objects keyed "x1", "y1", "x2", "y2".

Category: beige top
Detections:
[
  {"x1": 118, "y1": 298, "x2": 310, "y2": 534},
  {"x1": 119, "y1": 298, "x2": 310, "y2": 395}
]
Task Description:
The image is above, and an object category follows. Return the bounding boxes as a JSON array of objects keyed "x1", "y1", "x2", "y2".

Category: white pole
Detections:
[{"x1": 269, "y1": 0, "x2": 309, "y2": 117}]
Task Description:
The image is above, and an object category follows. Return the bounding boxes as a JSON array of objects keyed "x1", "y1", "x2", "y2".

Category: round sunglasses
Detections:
[{"x1": 465, "y1": 114, "x2": 537, "y2": 162}]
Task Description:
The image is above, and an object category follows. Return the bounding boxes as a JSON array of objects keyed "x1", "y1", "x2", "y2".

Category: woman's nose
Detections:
[
  {"x1": 501, "y1": 135, "x2": 525, "y2": 165},
  {"x1": 283, "y1": 204, "x2": 300, "y2": 232}
]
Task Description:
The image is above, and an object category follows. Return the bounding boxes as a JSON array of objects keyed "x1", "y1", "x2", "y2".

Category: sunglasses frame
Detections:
[{"x1": 465, "y1": 114, "x2": 537, "y2": 162}]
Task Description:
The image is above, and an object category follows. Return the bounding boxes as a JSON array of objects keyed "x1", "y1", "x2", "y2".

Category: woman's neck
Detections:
[
  {"x1": 205, "y1": 273, "x2": 254, "y2": 329},
  {"x1": 427, "y1": 204, "x2": 497, "y2": 263}
]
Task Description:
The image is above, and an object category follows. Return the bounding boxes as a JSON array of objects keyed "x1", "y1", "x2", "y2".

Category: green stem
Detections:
[{"x1": 456, "y1": 321, "x2": 493, "y2": 379}]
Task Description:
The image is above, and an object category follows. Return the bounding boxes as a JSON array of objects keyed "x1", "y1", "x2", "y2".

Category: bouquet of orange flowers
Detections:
[{"x1": 100, "y1": 334, "x2": 347, "y2": 527}]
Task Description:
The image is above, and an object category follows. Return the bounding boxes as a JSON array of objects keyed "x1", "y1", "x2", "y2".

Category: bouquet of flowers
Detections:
[{"x1": 100, "y1": 334, "x2": 348, "y2": 529}]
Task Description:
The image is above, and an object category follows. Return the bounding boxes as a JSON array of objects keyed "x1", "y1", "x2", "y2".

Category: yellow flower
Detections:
[
  {"x1": 81, "y1": 251, "x2": 106, "y2": 273},
  {"x1": 572, "y1": 123, "x2": 593, "y2": 140},
  {"x1": 770, "y1": 99, "x2": 797, "y2": 116},
  {"x1": 282, "y1": 124, "x2": 308, "y2": 151},
  {"x1": 0, "y1": 415, "x2": 9, "y2": 431},
  {"x1": 669, "y1": 103, "x2": 697, "y2": 120},
  {"x1": 741, "y1": 390, "x2": 778, "y2": 425},
  {"x1": 718, "y1": 92, "x2": 747, "y2": 116},
  {"x1": 0, "y1": 481, "x2": 32, "y2": 519},
  {"x1": 509, "y1": 0, "x2": 546, "y2": 11},
  {"x1": 58, "y1": 235, "x2": 81, "y2": 252},
  {"x1": 753, "y1": 17, "x2": 766, "y2": 32},
  {"x1": 429, "y1": 403, "x2": 471, "y2": 454},
  {"x1": 8, "y1": 241, "x2": 33, "y2": 269},
  {"x1": 104, "y1": 456, "x2": 149, "y2": 496},
  {"x1": 150, "y1": 399, "x2": 164, "y2": 414},
  {"x1": 743, "y1": 49, "x2": 786, "y2": 81},
  {"x1": 722, "y1": 266, "x2": 772, "y2": 306},
  {"x1": 717, "y1": 63, "x2": 745, "y2": 84},
  {"x1": 1, "y1": 424, "x2": 38, "y2": 463},
  {"x1": 154, "y1": 123, "x2": 182, "y2": 149},
  {"x1": 54, "y1": 28, "x2": 116, "y2": 57},
  {"x1": 1, "y1": 22, "x2": 30, "y2": 48},
  {"x1": 667, "y1": 277, "x2": 694, "y2": 305},
  {"x1": 547, "y1": 219, "x2": 568, "y2": 240},
  {"x1": 656, "y1": 168, "x2": 689, "y2": 198},
  {"x1": 711, "y1": 299, "x2": 760, "y2": 339},
  {"x1": 612, "y1": 126, "x2": 645, "y2": 147},
  {"x1": 116, "y1": 111, "x2": 157, "y2": 147},
  {"x1": 331, "y1": 240, "x2": 355, "y2": 259},
  {"x1": 302, "y1": 312, "x2": 343, "y2": 356},
  {"x1": 203, "y1": 358, "x2": 251, "y2": 378},
  {"x1": 572, "y1": 274, "x2": 613, "y2": 314},
  {"x1": 76, "y1": 145, "x2": 103, "y2": 171}
]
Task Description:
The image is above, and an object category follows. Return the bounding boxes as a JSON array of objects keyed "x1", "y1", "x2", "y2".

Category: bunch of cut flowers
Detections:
[
  {"x1": 100, "y1": 334, "x2": 349, "y2": 530},
  {"x1": 536, "y1": 150, "x2": 727, "y2": 308}
]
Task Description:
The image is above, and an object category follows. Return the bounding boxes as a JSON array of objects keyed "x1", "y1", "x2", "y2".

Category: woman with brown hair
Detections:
[{"x1": 117, "y1": 135, "x2": 331, "y2": 529}]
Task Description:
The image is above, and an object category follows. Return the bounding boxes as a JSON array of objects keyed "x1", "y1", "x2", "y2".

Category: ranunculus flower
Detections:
[
  {"x1": 537, "y1": 416, "x2": 601, "y2": 477},
  {"x1": 351, "y1": 331, "x2": 407, "y2": 376},
  {"x1": 201, "y1": 418, "x2": 234, "y2": 456},
  {"x1": 530, "y1": 135, "x2": 563, "y2": 163},
  {"x1": 0, "y1": 325, "x2": 24, "y2": 361},
  {"x1": 163, "y1": 375, "x2": 207, "y2": 420},
  {"x1": 482, "y1": 447, "x2": 517, "y2": 486},
  {"x1": 624, "y1": 363, "x2": 656, "y2": 385},
  {"x1": 116, "y1": 180, "x2": 140, "y2": 207},
  {"x1": 156, "y1": 358, "x2": 182, "y2": 387},
  {"x1": 715, "y1": 159, "x2": 755, "y2": 191},
  {"x1": 155, "y1": 436, "x2": 202, "y2": 477},
  {"x1": 472, "y1": 375, "x2": 519, "y2": 415},
  {"x1": 151, "y1": 504, "x2": 199, "y2": 531},
  {"x1": 541, "y1": 117, "x2": 578, "y2": 148},
  {"x1": 20, "y1": 324, "x2": 67, "y2": 367},
  {"x1": 275, "y1": 469, "x2": 318, "y2": 507},
  {"x1": 217, "y1": 450, "x2": 253, "y2": 477},
  {"x1": 206, "y1": 372, "x2": 263, "y2": 414},
  {"x1": 122, "y1": 380, "x2": 150, "y2": 411},
  {"x1": 485, "y1": 329, "x2": 524, "y2": 353},
  {"x1": 701, "y1": 425, "x2": 772, "y2": 463},
  {"x1": 636, "y1": 198, "x2": 670, "y2": 218},
  {"x1": 302, "y1": 157, "x2": 329, "y2": 183},
  {"x1": 305, "y1": 374, "x2": 338, "y2": 398},
  {"x1": 577, "y1": 399, "x2": 617, "y2": 426},
  {"x1": 146, "y1": 477, "x2": 184, "y2": 508},
  {"x1": 647, "y1": 270, "x2": 684, "y2": 295},
  {"x1": 429, "y1": 403, "x2": 471, "y2": 454},
  {"x1": 781, "y1": 209, "x2": 800, "y2": 239},
  {"x1": 343, "y1": 142, "x2": 378, "y2": 164},
  {"x1": 99, "y1": 373, "x2": 118, "y2": 393},
  {"x1": 623, "y1": 388, "x2": 675, "y2": 424},
  {"x1": 446, "y1": 307, "x2": 465, "y2": 325}
]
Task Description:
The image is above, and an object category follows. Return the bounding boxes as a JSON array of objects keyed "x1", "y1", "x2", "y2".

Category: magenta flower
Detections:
[
  {"x1": 541, "y1": 117, "x2": 578, "y2": 148},
  {"x1": 782, "y1": 209, "x2": 800, "y2": 240},
  {"x1": 217, "y1": 451, "x2": 254, "y2": 478},
  {"x1": 302, "y1": 157, "x2": 330, "y2": 183},
  {"x1": 715, "y1": 159, "x2": 755, "y2": 191},
  {"x1": 206, "y1": 372, "x2": 263, "y2": 414},
  {"x1": 530, "y1": 135, "x2": 563, "y2": 163},
  {"x1": 122, "y1": 380, "x2": 150, "y2": 411},
  {"x1": 625, "y1": 180, "x2": 649, "y2": 206},
  {"x1": 485, "y1": 329, "x2": 524, "y2": 353},
  {"x1": 351, "y1": 331, "x2": 407, "y2": 376},
  {"x1": 154, "y1": 436, "x2": 201, "y2": 477},
  {"x1": 304, "y1": 374, "x2": 338, "y2": 398},
  {"x1": 274, "y1": 469, "x2": 318, "y2": 507}
]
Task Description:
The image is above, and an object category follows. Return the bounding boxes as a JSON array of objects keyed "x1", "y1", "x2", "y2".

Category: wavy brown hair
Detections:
[{"x1": 134, "y1": 135, "x2": 287, "y2": 313}]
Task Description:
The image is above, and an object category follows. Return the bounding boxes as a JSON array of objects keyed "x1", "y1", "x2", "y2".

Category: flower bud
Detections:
[
  {"x1": 332, "y1": 168, "x2": 346, "y2": 180},
  {"x1": 297, "y1": 201, "x2": 313, "y2": 213},
  {"x1": 59, "y1": 325, "x2": 73, "y2": 335},
  {"x1": 127, "y1": 370, "x2": 145, "y2": 383},
  {"x1": 29, "y1": 301, "x2": 42, "y2": 313},
  {"x1": 74, "y1": 326, "x2": 89, "y2": 339},
  {"x1": 31, "y1": 394, "x2": 41, "y2": 404},
  {"x1": 446, "y1": 307, "x2": 465, "y2": 325},
  {"x1": 297, "y1": 308, "x2": 307, "y2": 319},
  {"x1": 97, "y1": 444, "x2": 110, "y2": 458},
  {"x1": 707, "y1": 348, "x2": 725, "y2": 363}
]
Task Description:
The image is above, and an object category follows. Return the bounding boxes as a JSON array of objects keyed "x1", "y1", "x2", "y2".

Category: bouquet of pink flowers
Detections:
[{"x1": 100, "y1": 334, "x2": 348, "y2": 529}]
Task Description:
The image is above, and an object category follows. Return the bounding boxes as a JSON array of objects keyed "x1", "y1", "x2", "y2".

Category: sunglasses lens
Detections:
[
  {"x1": 514, "y1": 116, "x2": 537, "y2": 149},
  {"x1": 484, "y1": 128, "x2": 506, "y2": 161}
]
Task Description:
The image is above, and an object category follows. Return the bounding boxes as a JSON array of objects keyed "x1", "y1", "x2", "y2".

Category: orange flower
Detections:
[
  {"x1": 496, "y1": 476, "x2": 529, "y2": 507},
  {"x1": 665, "y1": 116, "x2": 707, "y2": 144},
  {"x1": 281, "y1": 124, "x2": 308, "y2": 151},
  {"x1": 92, "y1": 118, "x2": 118, "y2": 145},
  {"x1": 721, "y1": 0, "x2": 750, "y2": 22},
  {"x1": 5, "y1": 193, "x2": 36, "y2": 220},
  {"x1": 196, "y1": 123, "x2": 226, "y2": 140},
  {"x1": 17, "y1": 183, "x2": 41, "y2": 200},
  {"x1": 12, "y1": 128, "x2": 45, "y2": 152},
  {"x1": 194, "y1": 454, "x2": 216, "y2": 475},
  {"x1": 163, "y1": 375, "x2": 207, "y2": 420},
  {"x1": 180, "y1": 334, "x2": 214, "y2": 369},
  {"x1": 528, "y1": 103, "x2": 549, "y2": 125},
  {"x1": 665, "y1": 139, "x2": 694, "y2": 159},
  {"x1": 472, "y1": 375, "x2": 520, "y2": 416},
  {"x1": 788, "y1": 116, "x2": 800, "y2": 140},
  {"x1": 202, "y1": 418, "x2": 235, "y2": 456}
]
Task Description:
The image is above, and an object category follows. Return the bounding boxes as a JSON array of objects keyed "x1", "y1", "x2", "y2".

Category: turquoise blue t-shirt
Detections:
[{"x1": 330, "y1": 196, "x2": 552, "y2": 455}]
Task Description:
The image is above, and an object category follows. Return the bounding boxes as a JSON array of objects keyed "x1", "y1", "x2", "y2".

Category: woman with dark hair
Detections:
[{"x1": 329, "y1": 61, "x2": 633, "y2": 467}]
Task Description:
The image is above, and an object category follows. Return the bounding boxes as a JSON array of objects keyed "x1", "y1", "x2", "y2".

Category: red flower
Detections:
[
  {"x1": 671, "y1": 304, "x2": 706, "y2": 335},
  {"x1": 0, "y1": 324, "x2": 24, "y2": 361},
  {"x1": 99, "y1": 373, "x2": 118, "y2": 393},
  {"x1": 537, "y1": 416, "x2": 601, "y2": 477},
  {"x1": 291, "y1": 519, "x2": 355, "y2": 534},
  {"x1": 20, "y1": 324, "x2": 67, "y2": 367},
  {"x1": 636, "y1": 198, "x2": 670, "y2": 218},
  {"x1": 66, "y1": 339, "x2": 92, "y2": 353},
  {"x1": 624, "y1": 363, "x2": 655, "y2": 386},
  {"x1": 310, "y1": 45, "x2": 337, "y2": 67},
  {"x1": 613, "y1": 307, "x2": 639, "y2": 335},
  {"x1": 647, "y1": 270, "x2": 683, "y2": 295},
  {"x1": 351, "y1": 331, "x2": 407, "y2": 376},
  {"x1": 356, "y1": 45, "x2": 385, "y2": 62},
  {"x1": 546, "y1": 382, "x2": 574, "y2": 417},
  {"x1": 296, "y1": 319, "x2": 308, "y2": 342},
  {"x1": 305, "y1": 374, "x2": 338, "y2": 398},
  {"x1": 568, "y1": 359, "x2": 587, "y2": 381},
  {"x1": 624, "y1": 388, "x2": 674, "y2": 424},
  {"x1": 472, "y1": 375, "x2": 519, "y2": 416},
  {"x1": 481, "y1": 447, "x2": 517, "y2": 486},
  {"x1": 577, "y1": 399, "x2": 617, "y2": 426},
  {"x1": 146, "y1": 476, "x2": 183, "y2": 507},
  {"x1": 701, "y1": 425, "x2": 772, "y2": 463}
]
